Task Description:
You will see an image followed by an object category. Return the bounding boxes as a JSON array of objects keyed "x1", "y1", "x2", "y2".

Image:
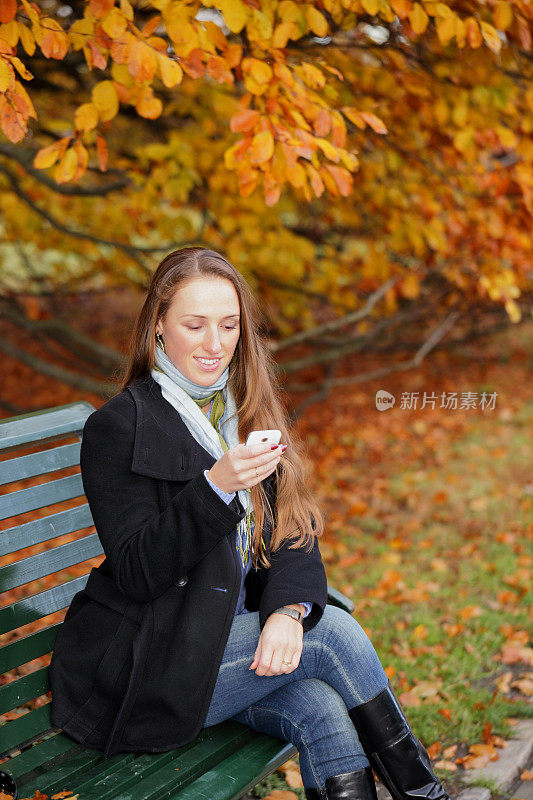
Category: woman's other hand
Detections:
[
  {"x1": 249, "y1": 606, "x2": 304, "y2": 675},
  {"x1": 206, "y1": 442, "x2": 286, "y2": 494}
]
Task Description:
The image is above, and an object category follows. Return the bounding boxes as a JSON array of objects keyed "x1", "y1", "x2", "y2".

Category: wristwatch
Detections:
[{"x1": 270, "y1": 606, "x2": 304, "y2": 624}]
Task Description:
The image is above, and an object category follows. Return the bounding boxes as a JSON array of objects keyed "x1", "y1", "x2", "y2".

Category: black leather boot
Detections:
[
  {"x1": 305, "y1": 765, "x2": 379, "y2": 799},
  {"x1": 348, "y1": 681, "x2": 450, "y2": 800}
]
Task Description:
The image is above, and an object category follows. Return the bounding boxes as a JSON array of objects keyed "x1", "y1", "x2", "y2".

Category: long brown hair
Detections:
[{"x1": 120, "y1": 246, "x2": 324, "y2": 567}]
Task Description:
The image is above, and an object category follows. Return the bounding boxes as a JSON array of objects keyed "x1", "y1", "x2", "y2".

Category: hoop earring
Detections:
[{"x1": 155, "y1": 332, "x2": 166, "y2": 353}]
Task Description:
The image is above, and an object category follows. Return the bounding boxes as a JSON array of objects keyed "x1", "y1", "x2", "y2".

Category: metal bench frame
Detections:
[{"x1": 0, "y1": 402, "x2": 355, "y2": 800}]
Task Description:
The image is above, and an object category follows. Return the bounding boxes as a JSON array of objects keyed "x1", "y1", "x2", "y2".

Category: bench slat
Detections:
[
  {"x1": 0, "y1": 731, "x2": 84, "y2": 778},
  {"x1": 0, "y1": 534, "x2": 103, "y2": 592},
  {"x1": 0, "y1": 574, "x2": 88, "y2": 635},
  {"x1": 174, "y1": 736, "x2": 296, "y2": 800},
  {"x1": 0, "y1": 703, "x2": 54, "y2": 757},
  {"x1": 0, "y1": 403, "x2": 94, "y2": 451},
  {"x1": 0, "y1": 474, "x2": 85, "y2": 521},
  {"x1": 0, "y1": 624, "x2": 59, "y2": 673},
  {"x1": 14, "y1": 722, "x2": 255, "y2": 800},
  {"x1": 0, "y1": 504, "x2": 94, "y2": 556},
  {"x1": 0, "y1": 443, "x2": 82, "y2": 486},
  {"x1": 0, "y1": 665, "x2": 49, "y2": 716}
]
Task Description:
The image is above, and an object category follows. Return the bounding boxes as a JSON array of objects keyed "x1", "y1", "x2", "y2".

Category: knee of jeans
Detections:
[
  {"x1": 315, "y1": 604, "x2": 376, "y2": 652},
  {"x1": 296, "y1": 679, "x2": 352, "y2": 738}
]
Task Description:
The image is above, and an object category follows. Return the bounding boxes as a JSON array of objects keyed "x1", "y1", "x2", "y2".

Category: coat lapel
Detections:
[{"x1": 127, "y1": 374, "x2": 218, "y2": 480}]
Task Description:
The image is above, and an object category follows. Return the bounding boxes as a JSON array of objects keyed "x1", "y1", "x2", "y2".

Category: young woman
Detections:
[{"x1": 49, "y1": 247, "x2": 451, "y2": 800}]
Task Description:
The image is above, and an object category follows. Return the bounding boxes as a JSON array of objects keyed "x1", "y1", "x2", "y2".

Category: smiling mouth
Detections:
[{"x1": 194, "y1": 357, "x2": 221, "y2": 366}]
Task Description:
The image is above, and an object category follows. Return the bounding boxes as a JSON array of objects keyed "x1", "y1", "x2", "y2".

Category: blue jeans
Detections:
[{"x1": 203, "y1": 604, "x2": 390, "y2": 791}]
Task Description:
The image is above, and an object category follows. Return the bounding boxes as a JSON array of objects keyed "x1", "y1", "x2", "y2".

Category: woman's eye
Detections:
[{"x1": 185, "y1": 324, "x2": 237, "y2": 331}]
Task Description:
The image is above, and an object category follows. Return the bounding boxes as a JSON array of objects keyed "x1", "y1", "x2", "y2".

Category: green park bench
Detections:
[{"x1": 0, "y1": 401, "x2": 355, "y2": 800}]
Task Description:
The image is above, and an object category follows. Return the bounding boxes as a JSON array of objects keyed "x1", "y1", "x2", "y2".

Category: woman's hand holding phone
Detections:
[{"x1": 206, "y1": 431, "x2": 286, "y2": 494}]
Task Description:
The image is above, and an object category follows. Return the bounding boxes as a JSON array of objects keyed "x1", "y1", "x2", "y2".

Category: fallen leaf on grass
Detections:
[
  {"x1": 434, "y1": 760, "x2": 458, "y2": 771},
  {"x1": 494, "y1": 672, "x2": 513, "y2": 693},
  {"x1": 499, "y1": 644, "x2": 533, "y2": 666},
  {"x1": 427, "y1": 742, "x2": 441, "y2": 759},
  {"x1": 277, "y1": 759, "x2": 303, "y2": 789},
  {"x1": 457, "y1": 742, "x2": 500, "y2": 770},
  {"x1": 511, "y1": 674, "x2": 533, "y2": 696},
  {"x1": 443, "y1": 745, "x2": 458, "y2": 758}
]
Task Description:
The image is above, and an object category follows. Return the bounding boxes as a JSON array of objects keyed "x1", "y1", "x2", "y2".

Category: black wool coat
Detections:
[{"x1": 49, "y1": 374, "x2": 328, "y2": 759}]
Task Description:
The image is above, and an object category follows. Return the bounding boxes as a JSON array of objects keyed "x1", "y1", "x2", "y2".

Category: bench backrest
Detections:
[{"x1": 0, "y1": 402, "x2": 101, "y2": 758}]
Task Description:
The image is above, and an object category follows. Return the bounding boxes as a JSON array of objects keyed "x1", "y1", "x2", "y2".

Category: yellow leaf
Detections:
[
  {"x1": 399, "y1": 273, "x2": 420, "y2": 298},
  {"x1": 273, "y1": 62, "x2": 294, "y2": 87},
  {"x1": 306, "y1": 6, "x2": 328, "y2": 36},
  {"x1": 479, "y1": 20, "x2": 502, "y2": 53},
  {"x1": 34, "y1": 142, "x2": 63, "y2": 169},
  {"x1": 0, "y1": 59, "x2": 11, "y2": 92},
  {"x1": 316, "y1": 137, "x2": 340, "y2": 162},
  {"x1": 11, "y1": 56, "x2": 33, "y2": 80},
  {"x1": 465, "y1": 17, "x2": 482, "y2": 47},
  {"x1": 494, "y1": 1, "x2": 513, "y2": 31},
  {"x1": 301, "y1": 61, "x2": 325, "y2": 88},
  {"x1": 1, "y1": 19, "x2": 19, "y2": 46},
  {"x1": 127, "y1": 36, "x2": 158, "y2": 81},
  {"x1": 224, "y1": 139, "x2": 249, "y2": 169},
  {"x1": 360, "y1": 111, "x2": 388, "y2": 133},
  {"x1": 306, "y1": 163, "x2": 325, "y2": 197},
  {"x1": 248, "y1": 8, "x2": 273, "y2": 42},
  {"x1": 75, "y1": 102, "x2": 99, "y2": 132},
  {"x1": 434, "y1": 2, "x2": 452, "y2": 17},
  {"x1": 480, "y1": 20, "x2": 501, "y2": 52},
  {"x1": 136, "y1": 87, "x2": 162, "y2": 119},
  {"x1": 250, "y1": 129, "x2": 274, "y2": 164},
  {"x1": 325, "y1": 164, "x2": 353, "y2": 196},
  {"x1": 436, "y1": 14, "x2": 456, "y2": 44},
  {"x1": 219, "y1": 0, "x2": 249, "y2": 33},
  {"x1": 55, "y1": 147, "x2": 78, "y2": 183},
  {"x1": 40, "y1": 17, "x2": 69, "y2": 59},
  {"x1": 453, "y1": 127, "x2": 474, "y2": 153},
  {"x1": 272, "y1": 21, "x2": 298, "y2": 47},
  {"x1": 495, "y1": 125, "x2": 517, "y2": 148},
  {"x1": 92, "y1": 80, "x2": 119, "y2": 122},
  {"x1": 505, "y1": 298, "x2": 521, "y2": 323},
  {"x1": 362, "y1": 0, "x2": 379, "y2": 15},
  {"x1": 69, "y1": 18, "x2": 94, "y2": 51},
  {"x1": 244, "y1": 57, "x2": 272, "y2": 84},
  {"x1": 390, "y1": 0, "x2": 413, "y2": 18},
  {"x1": 120, "y1": 0, "x2": 134, "y2": 21},
  {"x1": 102, "y1": 7, "x2": 127, "y2": 38},
  {"x1": 19, "y1": 23, "x2": 36, "y2": 55},
  {"x1": 286, "y1": 162, "x2": 306, "y2": 188},
  {"x1": 73, "y1": 139, "x2": 89, "y2": 181},
  {"x1": 409, "y1": 3, "x2": 429, "y2": 33},
  {"x1": 158, "y1": 53, "x2": 183, "y2": 87}
]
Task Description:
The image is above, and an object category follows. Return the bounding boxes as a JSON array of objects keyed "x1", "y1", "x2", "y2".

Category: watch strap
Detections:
[{"x1": 271, "y1": 606, "x2": 303, "y2": 624}]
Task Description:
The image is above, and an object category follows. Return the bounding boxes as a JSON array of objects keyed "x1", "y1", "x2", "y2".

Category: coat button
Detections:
[{"x1": 176, "y1": 575, "x2": 188, "y2": 586}]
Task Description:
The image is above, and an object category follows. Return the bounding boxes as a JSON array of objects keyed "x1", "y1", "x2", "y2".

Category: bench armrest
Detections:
[{"x1": 326, "y1": 583, "x2": 355, "y2": 614}]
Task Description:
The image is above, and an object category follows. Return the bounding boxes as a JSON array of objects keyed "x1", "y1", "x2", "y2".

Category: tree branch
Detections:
[
  {"x1": 286, "y1": 311, "x2": 461, "y2": 417},
  {"x1": 0, "y1": 300, "x2": 125, "y2": 372},
  {"x1": 0, "y1": 336, "x2": 114, "y2": 396},
  {"x1": 272, "y1": 275, "x2": 399, "y2": 353},
  {"x1": 0, "y1": 142, "x2": 131, "y2": 196}
]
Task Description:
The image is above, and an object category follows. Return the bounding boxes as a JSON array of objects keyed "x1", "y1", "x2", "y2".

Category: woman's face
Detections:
[{"x1": 155, "y1": 276, "x2": 241, "y2": 385}]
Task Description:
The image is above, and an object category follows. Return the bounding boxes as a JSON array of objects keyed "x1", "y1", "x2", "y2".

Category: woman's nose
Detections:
[{"x1": 203, "y1": 328, "x2": 223, "y2": 353}]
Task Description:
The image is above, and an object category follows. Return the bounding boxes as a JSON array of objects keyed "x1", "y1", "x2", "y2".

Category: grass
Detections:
[{"x1": 248, "y1": 324, "x2": 532, "y2": 798}]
